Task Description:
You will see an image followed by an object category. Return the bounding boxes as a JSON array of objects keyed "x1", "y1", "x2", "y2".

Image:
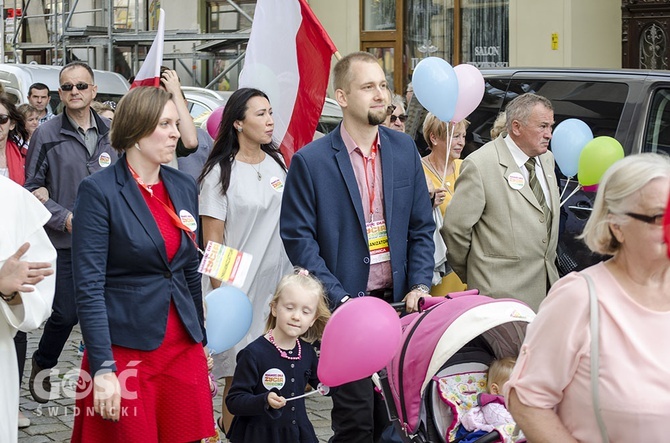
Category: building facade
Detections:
[{"x1": 3, "y1": 0, "x2": 666, "y2": 95}]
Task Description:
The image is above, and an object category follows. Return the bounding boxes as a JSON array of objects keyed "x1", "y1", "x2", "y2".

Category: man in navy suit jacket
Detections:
[{"x1": 280, "y1": 51, "x2": 434, "y2": 443}]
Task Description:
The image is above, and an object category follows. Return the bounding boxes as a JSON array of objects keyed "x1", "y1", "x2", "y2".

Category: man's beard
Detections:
[{"x1": 368, "y1": 109, "x2": 387, "y2": 126}]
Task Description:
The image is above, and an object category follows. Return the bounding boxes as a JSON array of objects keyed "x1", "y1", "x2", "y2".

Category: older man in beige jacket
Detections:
[{"x1": 442, "y1": 93, "x2": 560, "y2": 311}]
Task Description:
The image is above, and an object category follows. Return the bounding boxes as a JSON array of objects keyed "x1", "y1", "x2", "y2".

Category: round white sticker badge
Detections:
[
  {"x1": 179, "y1": 210, "x2": 197, "y2": 232},
  {"x1": 262, "y1": 368, "x2": 286, "y2": 390},
  {"x1": 270, "y1": 176, "x2": 284, "y2": 193},
  {"x1": 98, "y1": 152, "x2": 111, "y2": 168},
  {"x1": 507, "y1": 172, "x2": 525, "y2": 190}
]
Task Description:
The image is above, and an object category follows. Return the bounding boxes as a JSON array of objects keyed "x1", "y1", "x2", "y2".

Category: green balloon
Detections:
[{"x1": 577, "y1": 136, "x2": 624, "y2": 186}]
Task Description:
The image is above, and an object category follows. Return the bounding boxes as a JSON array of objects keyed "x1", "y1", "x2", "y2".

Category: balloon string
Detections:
[
  {"x1": 441, "y1": 123, "x2": 454, "y2": 188},
  {"x1": 285, "y1": 388, "x2": 321, "y2": 402},
  {"x1": 559, "y1": 176, "x2": 572, "y2": 200},
  {"x1": 560, "y1": 184, "x2": 582, "y2": 208}
]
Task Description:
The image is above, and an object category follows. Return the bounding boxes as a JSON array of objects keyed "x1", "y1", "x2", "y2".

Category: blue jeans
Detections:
[{"x1": 33, "y1": 248, "x2": 78, "y2": 369}]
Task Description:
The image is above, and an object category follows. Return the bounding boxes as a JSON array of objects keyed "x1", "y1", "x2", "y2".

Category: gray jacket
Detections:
[{"x1": 25, "y1": 110, "x2": 117, "y2": 249}]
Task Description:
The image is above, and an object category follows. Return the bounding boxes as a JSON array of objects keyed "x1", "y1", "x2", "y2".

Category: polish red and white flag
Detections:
[
  {"x1": 131, "y1": 8, "x2": 165, "y2": 88},
  {"x1": 239, "y1": 0, "x2": 337, "y2": 163}
]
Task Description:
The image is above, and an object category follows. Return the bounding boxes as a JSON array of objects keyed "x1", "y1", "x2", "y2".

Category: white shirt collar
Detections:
[{"x1": 503, "y1": 135, "x2": 531, "y2": 169}]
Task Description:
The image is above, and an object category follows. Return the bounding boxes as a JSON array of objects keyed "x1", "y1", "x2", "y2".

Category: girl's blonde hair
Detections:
[
  {"x1": 265, "y1": 267, "x2": 331, "y2": 343},
  {"x1": 487, "y1": 357, "x2": 516, "y2": 392}
]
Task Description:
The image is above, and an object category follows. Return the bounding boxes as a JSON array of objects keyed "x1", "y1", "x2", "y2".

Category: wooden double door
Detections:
[{"x1": 623, "y1": 0, "x2": 670, "y2": 70}]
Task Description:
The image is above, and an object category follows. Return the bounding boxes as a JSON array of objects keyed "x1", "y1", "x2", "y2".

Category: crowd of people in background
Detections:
[{"x1": 1, "y1": 54, "x2": 669, "y2": 443}]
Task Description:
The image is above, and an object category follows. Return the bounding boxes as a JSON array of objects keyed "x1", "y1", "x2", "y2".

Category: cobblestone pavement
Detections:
[{"x1": 18, "y1": 325, "x2": 334, "y2": 442}]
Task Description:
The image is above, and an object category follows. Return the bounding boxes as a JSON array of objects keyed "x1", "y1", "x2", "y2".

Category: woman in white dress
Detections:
[
  {"x1": 198, "y1": 88, "x2": 292, "y2": 435},
  {"x1": 0, "y1": 175, "x2": 55, "y2": 443}
]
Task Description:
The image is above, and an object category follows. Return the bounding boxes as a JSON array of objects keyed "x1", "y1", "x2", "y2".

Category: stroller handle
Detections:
[
  {"x1": 389, "y1": 289, "x2": 481, "y2": 313},
  {"x1": 420, "y1": 289, "x2": 480, "y2": 310}
]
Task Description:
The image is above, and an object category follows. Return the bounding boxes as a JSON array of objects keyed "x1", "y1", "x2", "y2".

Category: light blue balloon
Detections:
[
  {"x1": 205, "y1": 286, "x2": 253, "y2": 354},
  {"x1": 551, "y1": 118, "x2": 593, "y2": 177},
  {"x1": 412, "y1": 57, "x2": 459, "y2": 123}
]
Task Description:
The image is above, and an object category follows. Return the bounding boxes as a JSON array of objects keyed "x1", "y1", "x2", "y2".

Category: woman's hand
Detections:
[
  {"x1": 267, "y1": 391, "x2": 286, "y2": 410},
  {"x1": 93, "y1": 372, "x2": 122, "y2": 421},
  {"x1": 433, "y1": 188, "x2": 447, "y2": 208}
]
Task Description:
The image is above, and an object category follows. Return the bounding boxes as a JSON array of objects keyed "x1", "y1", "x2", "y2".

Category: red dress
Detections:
[{"x1": 72, "y1": 182, "x2": 214, "y2": 443}]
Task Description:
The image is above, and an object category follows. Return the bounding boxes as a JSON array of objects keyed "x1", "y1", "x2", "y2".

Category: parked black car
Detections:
[{"x1": 463, "y1": 68, "x2": 670, "y2": 273}]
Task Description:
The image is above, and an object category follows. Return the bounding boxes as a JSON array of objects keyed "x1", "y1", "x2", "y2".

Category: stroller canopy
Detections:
[{"x1": 386, "y1": 295, "x2": 535, "y2": 435}]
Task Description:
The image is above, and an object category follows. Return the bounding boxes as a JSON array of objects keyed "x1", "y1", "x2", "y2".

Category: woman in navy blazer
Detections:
[{"x1": 71, "y1": 87, "x2": 214, "y2": 442}]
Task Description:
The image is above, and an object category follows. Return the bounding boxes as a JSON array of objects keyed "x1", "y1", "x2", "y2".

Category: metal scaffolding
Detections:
[{"x1": 1, "y1": 0, "x2": 252, "y2": 86}]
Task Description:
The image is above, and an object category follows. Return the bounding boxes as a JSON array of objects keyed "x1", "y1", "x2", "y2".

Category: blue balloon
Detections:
[
  {"x1": 412, "y1": 57, "x2": 459, "y2": 122},
  {"x1": 205, "y1": 286, "x2": 253, "y2": 354},
  {"x1": 551, "y1": 118, "x2": 593, "y2": 177}
]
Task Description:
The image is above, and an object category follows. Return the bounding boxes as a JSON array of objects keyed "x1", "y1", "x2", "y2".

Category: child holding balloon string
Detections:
[{"x1": 225, "y1": 267, "x2": 331, "y2": 443}]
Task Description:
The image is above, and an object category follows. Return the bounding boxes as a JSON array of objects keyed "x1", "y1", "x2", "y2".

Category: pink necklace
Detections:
[{"x1": 267, "y1": 329, "x2": 301, "y2": 360}]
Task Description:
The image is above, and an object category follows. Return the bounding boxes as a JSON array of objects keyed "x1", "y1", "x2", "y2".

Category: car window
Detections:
[
  {"x1": 317, "y1": 116, "x2": 342, "y2": 135},
  {"x1": 464, "y1": 78, "x2": 511, "y2": 152},
  {"x1": 506, "y1": 79, "x2": 628, "y2": 139},
  {"x1": 188, "y1": 101, "x2": 210, "y2": 120},
  {"x1": 644, "y1": 88, "x2": 670, "y2": 156}
]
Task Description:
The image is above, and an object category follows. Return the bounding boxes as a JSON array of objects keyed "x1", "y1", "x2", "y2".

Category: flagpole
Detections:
[{"x1": 334, "y1": 51, "x2": 342, "y2": 60}]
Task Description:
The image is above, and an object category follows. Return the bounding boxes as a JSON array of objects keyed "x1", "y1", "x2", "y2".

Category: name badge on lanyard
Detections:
[
  {"x1": 367, "y1": 219, "x2": 390, "y2": 264},
  {"x1": 362, "y1": 142, "x2": 389, "y2": 264}
]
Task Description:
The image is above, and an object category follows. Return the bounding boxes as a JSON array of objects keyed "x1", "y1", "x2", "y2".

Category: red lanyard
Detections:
[
  {"x1": 127, "y1": 162, "x2": 203, "y2": 254},
  {"x1": 362, "y1": 143, "x2": 378, "y2": 219}
]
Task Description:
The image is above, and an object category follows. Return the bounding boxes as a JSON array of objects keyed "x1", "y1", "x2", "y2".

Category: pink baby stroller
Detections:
[{"x1": 379, "y1": 290, "x2": 535, "y2": 443}]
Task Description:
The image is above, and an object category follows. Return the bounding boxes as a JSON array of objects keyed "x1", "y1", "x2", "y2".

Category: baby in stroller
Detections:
[
  {"x1": 460, "y1": 357, "x2": 516, "y2": 434},
  {"x1": 379, "y1": 292, "x2": 532, "y2": 443}
]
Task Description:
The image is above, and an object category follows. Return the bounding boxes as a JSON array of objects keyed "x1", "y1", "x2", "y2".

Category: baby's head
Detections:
[
  {"x1": 487, "y1": 357, "x2": 516, "y2": 396},
  {"x1": 265, "y1": 267, "x2": 331, "y2": 343}
]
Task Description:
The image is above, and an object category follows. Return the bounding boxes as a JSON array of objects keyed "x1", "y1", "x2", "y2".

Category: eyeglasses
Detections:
[
  {"x1": 390, "y1": 114, "x2": 408, "y2": 124},
  {"x1": 625, "y1": 212, "x2": 665, "y2": 226},
  {"x1": 60, "y1": 83, "x2": 93, "y2": 92},
  {"x1": 0, "y1": 114, "x2": 9, "y2": 125}
]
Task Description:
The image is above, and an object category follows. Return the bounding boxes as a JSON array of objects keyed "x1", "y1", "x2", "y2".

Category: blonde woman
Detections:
[{"x1": 421, "y1": 113, "x2": 469, "y2": 294}]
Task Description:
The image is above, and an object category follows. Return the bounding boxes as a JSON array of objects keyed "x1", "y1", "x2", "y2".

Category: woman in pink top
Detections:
[{"x1": 505, "y1": 152, "x2": 670, "y2": 442}]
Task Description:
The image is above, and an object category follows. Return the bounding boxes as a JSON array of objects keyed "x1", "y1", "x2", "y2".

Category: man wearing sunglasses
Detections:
[{"x1": 24, "y1": 61, "x2": 118, "y2": 404}]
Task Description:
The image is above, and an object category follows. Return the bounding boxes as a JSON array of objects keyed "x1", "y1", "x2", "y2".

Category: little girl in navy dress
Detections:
[{"x1": 225, "y1": 268, "x2": 331, "y2": 442}]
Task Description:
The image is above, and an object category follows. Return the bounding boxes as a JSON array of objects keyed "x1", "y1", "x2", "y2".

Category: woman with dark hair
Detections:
[
  {"x1": 0, "y1": 95, "x2": 29, "y2": 185},
  {"x1": 199, "y1": 87, "x2": 292, "y2": 435},
  {"x1": 70, "y1": 86, "x2": 213, "y2": 441}
]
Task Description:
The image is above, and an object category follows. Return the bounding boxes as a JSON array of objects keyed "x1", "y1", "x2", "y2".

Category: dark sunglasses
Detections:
[
  {"x1": 625, "y1": 212, "x2": 665, "y2": 226},
  {"x1": 390, "y1": 114, "x2": 408, "y2": 123},
  {"x1": 0, "y1": 114, "x2": 9, "y2": 124},
  {"x1": 60, "y1": 83, "x2": 93, "y2": 92}
]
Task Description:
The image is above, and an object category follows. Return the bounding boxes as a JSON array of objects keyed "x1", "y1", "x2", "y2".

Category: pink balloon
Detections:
[
  {"x1": 207, "y1": 106, "x2": 225, "y2": 139},
  {"x1": 452, "y1": 64, "x2": 485, "y2": 123},
  {"x1": 317, "y1": 297, "x2": 402, "y2": 387}
]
